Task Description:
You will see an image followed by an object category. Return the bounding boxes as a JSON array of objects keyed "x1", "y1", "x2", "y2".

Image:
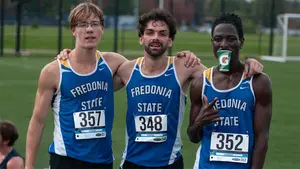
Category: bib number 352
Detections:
[{"x1": 210, "y1": 132, "x2": 249, "y2": 163}]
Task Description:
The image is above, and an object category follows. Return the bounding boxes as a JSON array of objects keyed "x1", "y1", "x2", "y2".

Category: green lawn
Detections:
[
  {"x1": 4, "y1": 25, "x2": 300, "y2": 57},
  {"x1": 0, "y1": 26, "x2": 300, "y2": 169}
]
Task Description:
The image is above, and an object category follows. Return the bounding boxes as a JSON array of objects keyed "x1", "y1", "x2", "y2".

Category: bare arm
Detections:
[
  {"x1": 7, "y1": 157, "x2": 24, "y2": 169},
  {"x1": 251, "y1": 73, "x2": 272, "y2": 169},
  {"x1": 187, "y1": 76, "x2": 204, "y2": 143},
  {"x1": 244, "y1": 58, "x2": 264, "y2": 76},
  {"x1": 113, "y1": 74, "x2": 124, "y2": 91},
  {"x1": 174, "y1": 55, "x2": 207, "y2": 94},
  {"x1": 187, "y1": 74, "x2": 220, "y2": 144},
  {"x1": 115, "y1": 59, "x2": 137, "y2": 87},
  {"x1": 190, "y1": 64, "x2": 207, "y2": 80},
  {"x1": 101, "y1": 52, "x2": 128, "y2": 92},
  {"x1": 25, "y1": 62, "x2": 58, "y2": 169}
]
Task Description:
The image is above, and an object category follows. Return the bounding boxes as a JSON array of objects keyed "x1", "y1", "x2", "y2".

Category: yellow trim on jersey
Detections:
[
  {"x1": 137, "y1": 56, "x2": 174, "y2": 67},
  {"x1": 169, "y1": 56, "x2": 174, "y2": 65},
  {"x1": 96, "y1": 51, "x2": 101, "y2": 60},
  {"x1": 137, "y1": 57, "x2": 143, "y2": 66},
  {"x1": 243, "y1": 73, "x2": 250, "y2": 80},
  {"x1": 59, "y1": 60, "x2": 70, "y2": 68},
  {"x1": 205, "y1": 68, "x2": 212, "y2": 82},
  {"x1": 59, "y1": 51, "x2": 100, "y2": 68}
]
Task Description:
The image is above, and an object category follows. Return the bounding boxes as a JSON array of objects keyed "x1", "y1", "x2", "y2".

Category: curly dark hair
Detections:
[
  {"x1": 211, "y1": 12, "x2": 244, "y2": 39},
  {"x1": 0, "y1": 120, "x2": 19, "y2": 146},
  {"x1": 137, "y1": 9, "x2": 177, "y2": 41}
]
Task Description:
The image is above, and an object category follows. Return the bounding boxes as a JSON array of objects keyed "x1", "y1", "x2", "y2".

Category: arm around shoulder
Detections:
[
  {"x1": 175, "y1": 56, "x2": 207, "y2": 80},
  {"x1": 116, "y1": 59, "x2": 137, "y2": 86},
  {"x1": 7, "y1": 157, "x2": 24, "y2": 169},
  {"x1": 251, "y1": 73, "x2": 272, "y2": 169},
  {"x1": 191, "y1": 63, "x2": 207, "y2": 80},
  {"x1": 101, "y1": 52, "x2": 128, "y2": 73},
  {"x1": 101, "y1": 52, "x2": 129, "y2": 91}
]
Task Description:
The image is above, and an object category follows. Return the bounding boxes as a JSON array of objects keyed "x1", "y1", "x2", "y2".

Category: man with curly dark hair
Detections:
[{"x1": 119, "y1": 10, "x2": 264, "y2": 169}]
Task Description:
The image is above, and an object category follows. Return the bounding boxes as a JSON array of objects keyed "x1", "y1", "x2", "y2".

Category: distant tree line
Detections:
[{"x1": 3, "y1": 0, "x2": 300, "y2": 30}]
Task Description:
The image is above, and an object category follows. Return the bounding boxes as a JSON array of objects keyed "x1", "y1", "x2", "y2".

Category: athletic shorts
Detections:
[
  {"x1": 49, "y1": 153, "x2": 113, "y2": 169},
  {"x1": 121, "y1": 156, "x2": 183, "y2": 169}
]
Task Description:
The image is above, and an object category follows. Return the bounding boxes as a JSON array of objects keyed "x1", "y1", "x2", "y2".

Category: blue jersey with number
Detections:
[
  {"x1": 193, "y1": 67, "x2": 255, "y2": 169},
  {"x1": 121, "y1": 57, "x2": 186, "y2": 167},
  {"x1": 48, "y1": 51, "x2": 114, "y2": 164}
]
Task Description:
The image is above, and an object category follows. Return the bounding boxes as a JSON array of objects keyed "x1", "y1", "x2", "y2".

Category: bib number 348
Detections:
[{"x1": 134, "y1": 115, "x2": 167, "y2": 143}]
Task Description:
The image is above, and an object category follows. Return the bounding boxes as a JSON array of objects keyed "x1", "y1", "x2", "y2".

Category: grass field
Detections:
[
  {"x1": 2, "y1": 25, "x2": 299, "y2": 57},
  {"x1": 0, "y1": 26, "x2": 300, "y2": 169}
]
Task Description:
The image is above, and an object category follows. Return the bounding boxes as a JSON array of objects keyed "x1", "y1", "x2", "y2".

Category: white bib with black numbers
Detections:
[
  {"x1": 73, "y1": 110, "x2": 106, "y2": 140},
  {"x1": 134, "y1": 114, "x2": 167, "y2": 143},
  {"x1": 210, "y1": 132, "x2": 249, "y2": 163}
]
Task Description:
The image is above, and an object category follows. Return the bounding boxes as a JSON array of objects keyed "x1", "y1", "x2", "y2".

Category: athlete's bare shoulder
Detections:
[
  {"x1": 119, "y1": 58, "x2": 137, "y2": 69},
  {"x1": 39, "y1": 60, "x2": 60, "y2": 90},
  {"x1": 101, "y1": 52, "x2": 127, "y2": 62},
  {"x1": 100, "y1": 52, "x2": 128, "y2": 74},
  {"x1": 173, "y1": 56, "x2": 207, "y2": 90},
  {"x1": 7, "y1": 156, "x2": 24, "y2": 169},
  {"x1": 174, "y1": 56, "x2": 206, "y2": 75},
  {"x1": 252, "y1": 72, "x2": 272, "y2": 95},
  {"x1": 41, "y1": 60, "x2": 59, "y2": 77},
  {"x1": 117, "y1": 58, "x2": 138, "y2": 84}
]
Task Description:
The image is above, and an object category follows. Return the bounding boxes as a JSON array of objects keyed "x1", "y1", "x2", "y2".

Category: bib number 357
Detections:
[
  {"x1": 73, "y1": 110, "x2": 106, "y2": 140},
  {"x1": 74, "y1": 111, "x2": 105, "y2": 128}
]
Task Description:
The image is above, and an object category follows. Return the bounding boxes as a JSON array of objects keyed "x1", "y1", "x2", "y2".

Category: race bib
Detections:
[
  {"x1": 134, "y1": 115, "x2": 167, "y2": 143},
  {"x1": 73, "y1": 110, "x2": 106, "y2": 140},
  {"x1": 210, "y1": 132, "x2": 249, "y2": 163}
]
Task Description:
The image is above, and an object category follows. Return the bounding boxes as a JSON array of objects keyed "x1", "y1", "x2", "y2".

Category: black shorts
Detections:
[
  {"x1": 49, "y1": 153, "x2": 113, "y2": 169},
  {"x1": 121, "y1": 156, "x2": 183, "y2": 169}
]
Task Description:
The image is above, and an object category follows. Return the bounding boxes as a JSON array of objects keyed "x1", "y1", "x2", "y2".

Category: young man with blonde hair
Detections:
[
  {"x1": 115, "y1": 9, "x2": 263, "y2": 169},
  {"x1": 25, "y1": 2, "x2": 123, "y2": 169}
]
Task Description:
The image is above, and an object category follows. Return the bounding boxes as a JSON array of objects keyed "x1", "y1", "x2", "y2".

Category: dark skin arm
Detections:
[
  {"x1": 187, "y1": 75, "x2": 220, "y2": 143},
  {"x1": 251, "y1": 73, "x2": 272, "y2": 169},
  {"x1": 187, "y1": 76, "x2": 204, "y2": 143}
]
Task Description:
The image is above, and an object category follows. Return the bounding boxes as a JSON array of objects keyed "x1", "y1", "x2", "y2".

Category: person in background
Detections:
[{"x1": 0, "y1": 120, "x2": 24, "y2": 169}]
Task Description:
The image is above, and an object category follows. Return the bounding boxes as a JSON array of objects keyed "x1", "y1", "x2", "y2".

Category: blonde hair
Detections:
[{"x1": 69, "y1": 1, "x2": 104, "y2": 29}]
